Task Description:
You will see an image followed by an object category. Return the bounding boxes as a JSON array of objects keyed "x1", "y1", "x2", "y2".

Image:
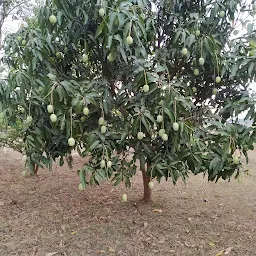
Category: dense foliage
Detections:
[{"x1": 0, "y1": 0, "x2": 256, "y2": 197}]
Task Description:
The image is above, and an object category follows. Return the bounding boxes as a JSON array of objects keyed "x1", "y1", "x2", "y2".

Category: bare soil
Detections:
[{"x1": 0, "y1": 148, "x2": 256, "y2": 256}]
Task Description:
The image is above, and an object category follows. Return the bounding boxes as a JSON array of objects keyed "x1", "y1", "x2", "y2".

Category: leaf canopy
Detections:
[{"x1": 0, "y1": 0, "x2": 256, "y2": 186}]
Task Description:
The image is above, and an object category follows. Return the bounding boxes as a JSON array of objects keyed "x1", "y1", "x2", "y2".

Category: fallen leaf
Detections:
[
  {"x1": 209, "y1": 242, "x2": 215, "y2": 247},
  {"x1": 216, "y1": 247, "x2": 233, "y2": 256},
  {"x1": 215, "y1": 251, "x2": 224, "y2": 256},
  {"x1": 59, "y1": 240, "x2": 63, "y2": 247},
  {"x1": 224, "y1": 247, "x2": 233, "y2": 254},
  {"x1": 153, "y1": 209, "x2": 163, "y2": 213},
  {"x1": 31, "y1": 246, "x2": 37, "y2": 256},
  {"x1": 45, "y1": 252, "x2": 58, "y2": 256},
  {"x1": 103, "y1": 201, "x2": 114, "y2": 205},
  {"x1": 52, "y1": 230, "x2": 57, "y2": 235},
  {"x1": 61, "y1": 225, "x2": 65, "y2": 232},
  {"x1": 184, "y1": 241, "x2": 191, "y2": 247},
  {"x1": 71, "y1": 231, "x2": 77, "y2": 235},
  {"x1": 108, "y1": 247, "x2": 115, "y2": 252},
  {"x1": 97, "y1": 250, "x2": 106, "y2": 254}
]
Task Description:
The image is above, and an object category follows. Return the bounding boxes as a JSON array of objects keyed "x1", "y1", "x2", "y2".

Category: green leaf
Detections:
[
  {"x1": 164, "y1": 107, "x2": 175, "y2": 122},
  {"x1": 123, "y1": 21, "x2": 131, "y2": 39},
  {"x1": 46, "y1": 34, "x2": 54, "y2": 52},
  {"x1": 96, "y1": 21, "x2": 105, "y2": 37},
  {"x1": 95, "y1": 169, "x2": 107, "y2": 183},
  {"x1": 107, "y1": 35, "x2": 113, "y2": 50},
  {"x1": 142, "y1": 142, "x2": 153, "y2": 155},
  {"x1": 119, "y1": 132, "x2": 128, "y2": 143},
  {"x1": 132, "y1": 117, "x2": 139, "y2": 135},
  {"x1": 135, "y1": 19, "x2": 147, "y2": 39},
  {"x1": 119, "y1": 47, "x2": 127, "y2": 63},
  {"x1": 209, "y1": 156, "x2": 220, "y2": 171},
  {"x1": 89, "y1": 140, "x2": 101, "y2": 152},
  {"x1": 60, "y1": 115, "x2": 66, "y2": 131},
  {"x1": 108, "y1": 12, "x2": 117, "y2": 32},
  {"x1": 156, "y1": 65, "x2": 166, "y2": 72},
  {"x1": 248, "y1": 62, "x2": 254, "y2": 76},
  {"x1": 61, "y1": 81, "x2": 73, "y2": 93},
  {"x1": 143, "y1": 111, "x2": 156, "y2": 124},
  {"x1": 188, "y1": 34, "x2": 195, "y2": 47},
  {"x1": 141, "y1": 116, "x2": 150, "y2": 133},
  {"x1": 79, "y1": 169, "x2": 86, "y2": 188},
  {"x1": 27, "y1": 135, "x2": 35, "y2": 142},
  {"x1": 173, "y1": 30, "x2": 181, "y2": 44},
  {"x1": 59, "y1": 156, "x2": 64, "y2": 166},
  {"x1": 247, "y1": 23, "x2": 253, "y2": 34},
  {"x1": 231, "y1": 65, "x2": 238, "y2": 78},
  {"x1": 181, "y1": 31, "x2": 186, "y2": 44},
  {"x1": 32, "y1": 57, "x2": 37, "y2": 71}
]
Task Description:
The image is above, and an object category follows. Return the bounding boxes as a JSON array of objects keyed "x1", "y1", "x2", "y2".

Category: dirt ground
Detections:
[{"x1": 0, "y1": 148, "x2": 256, "y2": 256}]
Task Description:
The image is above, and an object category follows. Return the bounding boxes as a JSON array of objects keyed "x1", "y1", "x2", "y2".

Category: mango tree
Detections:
[
  {"x1": 0, "y1": 0, "x2": 37, "y2": 46},
  {"x1": 1, "y1": 0, "x2": 256, "y2": 200}
]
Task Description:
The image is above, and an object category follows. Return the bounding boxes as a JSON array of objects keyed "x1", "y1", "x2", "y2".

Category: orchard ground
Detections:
[{"x1": 0, "y1": 148, "x2": 256, "y2": 256}]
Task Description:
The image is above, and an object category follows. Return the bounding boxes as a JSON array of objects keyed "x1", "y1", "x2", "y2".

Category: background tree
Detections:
[
  {"x1": 0, "y1": 0, "x2": 39, "y2": 46},
  {"x1": 0, "y1": 0, "x2": 256, "y2": 200},
  {"x1": 0, "y1": 0, "x2": 43, "y2": 151}
]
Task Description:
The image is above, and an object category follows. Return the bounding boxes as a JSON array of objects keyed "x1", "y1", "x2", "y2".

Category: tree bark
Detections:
[
  {"x1": 142, "y1": 163, "x2": 151, "y2": 201},
  {"x1": 33, "y1": 164, "x2": 39, "y2": 175}
]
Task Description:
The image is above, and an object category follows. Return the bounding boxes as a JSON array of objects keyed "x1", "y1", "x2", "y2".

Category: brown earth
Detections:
[{"x1": 0, "y1": 148, "x2": 256, "y2": 256}]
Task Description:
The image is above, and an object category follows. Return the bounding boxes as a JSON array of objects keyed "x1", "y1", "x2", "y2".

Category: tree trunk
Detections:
[
  {"x1": 142, "y1": 163, "x2": 151, "y2": 201},
  {"x1": 33, "y1": 164, "x2": 39, "y2": 175}
]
